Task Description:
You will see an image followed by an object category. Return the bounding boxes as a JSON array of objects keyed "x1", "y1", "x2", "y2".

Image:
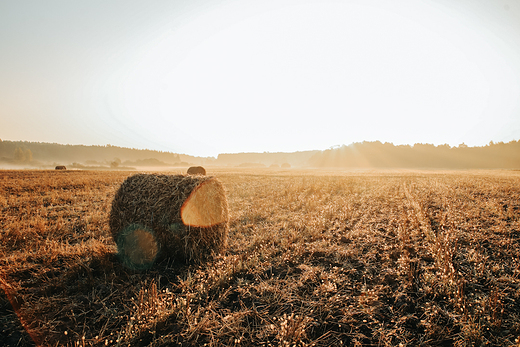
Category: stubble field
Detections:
[{"x1": 1, "y1": 169, "x2": 519, "y2": 346}]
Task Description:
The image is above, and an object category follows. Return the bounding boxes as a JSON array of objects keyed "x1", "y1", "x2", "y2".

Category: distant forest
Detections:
[
  {"x1": 0, "y1": 140, "x2": 211, "y2": 168},
  {"x1": 0, "y1": 139, "x2": 519, "y2": 169},
  {"x1": 308, "y1": 140, "x2": 520, "y2": 169}
]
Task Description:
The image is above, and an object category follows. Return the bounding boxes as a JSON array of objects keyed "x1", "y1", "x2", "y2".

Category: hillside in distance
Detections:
[
  {"x1": 308, "y1": 141, "x2": 520, "y2": 169},
  {"x1": 0, "y1": 141, "x2": 213, "y2": 169},
  {"x1": 216, "y1": 150, "x2": 320, "y2": 168},
  {"x1": 1, "y1": 139, "x2": 520, "y2": 169},
  {"x1": 0, "y1": 140, "x2": 319, "y2": 169}
]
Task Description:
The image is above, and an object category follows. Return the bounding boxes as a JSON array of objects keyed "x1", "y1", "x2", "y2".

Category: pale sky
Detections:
[{"x1": 1, "y1": 0, "x2": 520, "y2": 157}]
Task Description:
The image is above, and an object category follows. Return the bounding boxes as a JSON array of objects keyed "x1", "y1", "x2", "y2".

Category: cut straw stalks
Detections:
[{"x1": 109, "y1": 174, "x2": 229, "y2": 269}]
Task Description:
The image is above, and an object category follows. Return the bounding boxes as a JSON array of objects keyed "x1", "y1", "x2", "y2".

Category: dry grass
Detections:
[{"x1": 1, "y1": 168, "x2": 520, "y2": 346}]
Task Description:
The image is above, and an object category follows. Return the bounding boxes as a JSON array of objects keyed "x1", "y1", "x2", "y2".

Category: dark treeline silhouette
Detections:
[
  {"x1": 0, "y1": 140, "x2": 211, "y2": 166},
  {"x1": 308, "y1": 141, "x2": 520, "y2": 169}
]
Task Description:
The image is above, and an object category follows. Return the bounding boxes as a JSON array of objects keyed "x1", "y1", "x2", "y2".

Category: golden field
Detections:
[{"x1": 1, "y1": 169, "x2": 519, "y2": 346}]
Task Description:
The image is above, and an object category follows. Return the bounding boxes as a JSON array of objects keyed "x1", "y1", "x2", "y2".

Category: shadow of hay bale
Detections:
[{"x1": 109, "y1": 174, "x2": 228, "y2": 269}]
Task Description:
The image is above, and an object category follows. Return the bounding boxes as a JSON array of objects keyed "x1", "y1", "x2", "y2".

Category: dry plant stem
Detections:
[{"x1": 0, "y1": 169, "x2": 519, "y2": 346}]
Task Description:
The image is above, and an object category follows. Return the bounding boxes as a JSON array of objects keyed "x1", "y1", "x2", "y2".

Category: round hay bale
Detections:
[
  {"x1": 110, "y1": 173, "x2": 228, "y2": 269},
  {"x1": 187, "y1": 166, "x2": 206, "y2": 175}
]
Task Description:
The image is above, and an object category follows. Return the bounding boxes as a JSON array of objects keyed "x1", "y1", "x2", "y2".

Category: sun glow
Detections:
[
  {"x1": 1, "y1": 0, "x2": 520, "y2": 156},
  {"x1": 103, "y1": 1, "x2": 519, "y2": 156}
]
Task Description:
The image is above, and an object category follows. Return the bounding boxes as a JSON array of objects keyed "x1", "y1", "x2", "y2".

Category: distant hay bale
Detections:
[
  {"x1": 187, "y1": 166, "x2": 206, "y2": 175},
  {"x1": 55, "y1": 165, "x2": 66, "y2": 170},
  {"x1": 109, "y1": 173, "x2": 228, "y2": 269}
]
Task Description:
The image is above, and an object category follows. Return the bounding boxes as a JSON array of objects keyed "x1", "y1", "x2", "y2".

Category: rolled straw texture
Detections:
[{"x1": 109, "y1": 173, "x2": 228, "y2": 264}]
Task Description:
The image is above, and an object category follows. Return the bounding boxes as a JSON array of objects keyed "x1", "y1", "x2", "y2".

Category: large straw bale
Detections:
[{"x1": 109, "y1": 173, "x2": 228, "y2": 268}]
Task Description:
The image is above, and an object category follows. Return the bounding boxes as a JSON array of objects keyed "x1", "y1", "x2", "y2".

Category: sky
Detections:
[{"x1": 1, "y1": 0, "x2": 520, "y2": 157}]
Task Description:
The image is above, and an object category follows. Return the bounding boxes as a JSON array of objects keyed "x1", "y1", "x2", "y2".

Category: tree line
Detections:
[
  {"x1": 308, "y1": 141, "x2": 520, "y2": 169},
  {"x1": 1, "y1": 139, "x2": 519, "y2": 169},
  {"x1": 0, "y1": 140, "x2": 209, "y2": 166}
]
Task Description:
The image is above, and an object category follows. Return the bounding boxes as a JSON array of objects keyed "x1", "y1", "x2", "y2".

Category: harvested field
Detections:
[{"x1": 1, "y1": 169, "x2": 520, "y2": 346}]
